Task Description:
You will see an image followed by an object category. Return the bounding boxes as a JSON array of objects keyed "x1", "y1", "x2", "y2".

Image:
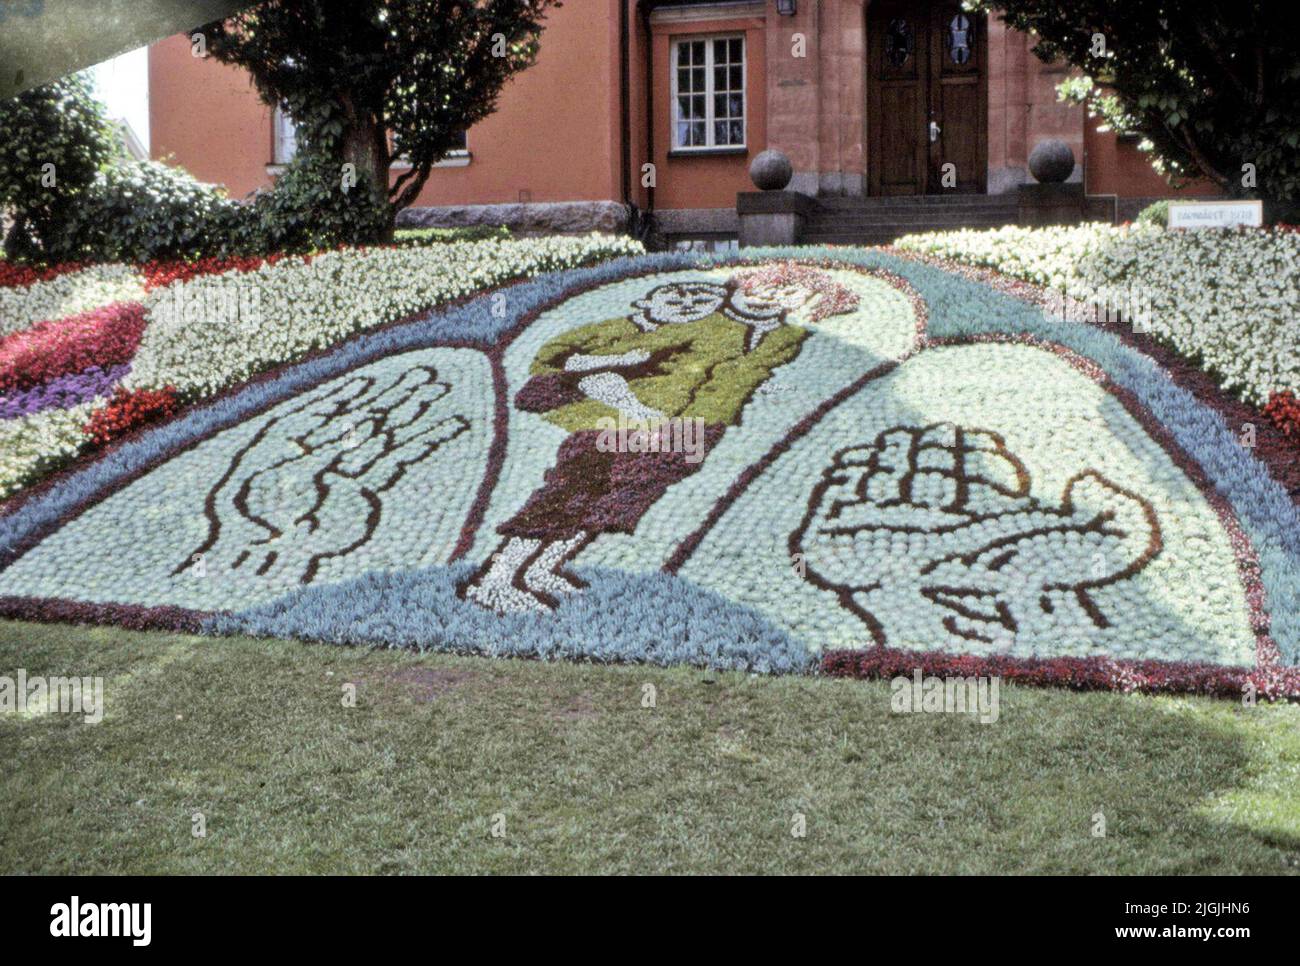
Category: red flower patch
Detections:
[
  {"x1": 0, "y1": 302, "x2": 148, "y2": 394},
  {"x1": 82, "y1": 385, "x2": 181, "y2": 448},
  {"x1": 0, "y1": 261, "x2": 88, "y2": 289},
  {"x1": 141, "y1": 252, "x2": 312, "y2": 291},
  {"x1": 820, "y1": 646, "x2": 1298, "y2": 700},
  {"x1": 1264, "y1": 390, "x2": 1300, "y2": 441}
]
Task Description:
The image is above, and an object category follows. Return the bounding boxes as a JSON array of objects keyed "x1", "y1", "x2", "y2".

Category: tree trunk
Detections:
[
  {"x1": 3, "y1": 211, "x2": 39, "y2": 261},
  {"x1": 338, "y1": 101, "x2": 395, "y2": 244}
]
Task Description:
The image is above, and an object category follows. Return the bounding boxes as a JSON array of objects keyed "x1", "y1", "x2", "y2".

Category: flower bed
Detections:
[
  {"x1": 0, "y1": 234, "x2": 641, "y2": 501},
  {"x1": 140, "y1": 252, "x2": 304, "y2": 291},
  {"x1": 0, "y1": 364, "x2": 130, "y2": 421},
  {"x1": 82, "y1": 385, "x2": 181, "y2": 447},
  {"x1": 1265, "y1": 390, "x2": 1300, "y2": 440},
  {"x1": 126, "y1": 234, "x2": 644, "y2": 399},
  {"x1": 0, "y1": 263, "x2": 146, "y2": 337},
  {"x1": 0, "y1": 403, "x2": 98, "y2": 500},
  {"x1": 1, "y1": 250, "x2": 1295, "y2": 696},
  {"x1": 895, "y1": 223, "x2": 1300, "y2": 407},
  {"x1": 0, "y1": 302, "x2": 147, "y2": 393},
  {"x1": 0, "y1": 260, "x2": 91, "y2": 289}
]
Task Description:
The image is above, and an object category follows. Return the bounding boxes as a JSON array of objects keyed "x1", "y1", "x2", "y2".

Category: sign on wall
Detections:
[{"x1": 1167, "y1": 200, "x2": 1264, "y2": 229}]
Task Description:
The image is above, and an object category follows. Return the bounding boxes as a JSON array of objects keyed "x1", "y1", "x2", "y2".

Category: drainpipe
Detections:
[
  {"x1": 639, "y1": 0, "x2": 656, "y2": 216},
  {"x1": 619, "y1": 0, "x2": 631, "y2": 206}
]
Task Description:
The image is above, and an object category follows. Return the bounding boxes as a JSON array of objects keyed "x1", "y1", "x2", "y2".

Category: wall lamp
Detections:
[{"x1": 776, "y1": 0, "x2": 796, "y2": 15}]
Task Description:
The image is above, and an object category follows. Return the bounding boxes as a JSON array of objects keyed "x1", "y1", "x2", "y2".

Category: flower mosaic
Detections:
[
  {"x1": 0, "y1": 234, "x2": 640, "y2": 501},
  {"x1": 677, "y1": 343, "x2": 1255, "y2": 668},
  {"x1": 1, "y1": 252, "x2": 1296, "y2": 696},
  {"x1": 0, "y1": 348, "x2": 493, "y2": 612}
]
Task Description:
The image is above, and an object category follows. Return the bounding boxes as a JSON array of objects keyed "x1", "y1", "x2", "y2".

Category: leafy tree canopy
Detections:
[
  {"x1": 975, "y1": 1, "x2": 1300, "y2": 207},
  {"x1": 200, "y1": 0, "x2": 559, "y2": 238}
]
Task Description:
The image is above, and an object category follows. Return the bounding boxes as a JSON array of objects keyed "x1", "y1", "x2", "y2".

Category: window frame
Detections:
[
  {"x1": 272, "y1": 103, "x2": 299, "y2": 165},
  {"x1": 433, "y1": 129, "x2": 471, "y2": 168},
  {"x1": 670, "y1": 33, "x2": 747, "y2": 153}
]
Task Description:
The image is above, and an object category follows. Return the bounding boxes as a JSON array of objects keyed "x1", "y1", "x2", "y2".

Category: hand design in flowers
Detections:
[
  {"x1": 792, "y1": 423, "x2": 1162, "y2": 650},
  {"x1": 177, "y1": 367, "x2": 470, "y2": 585}
]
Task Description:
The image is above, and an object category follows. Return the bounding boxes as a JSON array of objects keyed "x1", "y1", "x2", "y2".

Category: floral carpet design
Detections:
[
  {"x1": 1, "y1": 253, "x2": 1296, "y2": 697},
  {"x1": 793, "y1": 423, "x2": 1163, "y2": 651}
]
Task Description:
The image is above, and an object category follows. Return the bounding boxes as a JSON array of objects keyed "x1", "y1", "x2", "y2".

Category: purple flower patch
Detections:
[{"x1": 0, "y1": 364, "x2": 130, "y2": 420}]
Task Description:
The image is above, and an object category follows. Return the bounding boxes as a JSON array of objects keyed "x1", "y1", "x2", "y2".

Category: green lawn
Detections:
[{"x1": 1, "y1": 619, "x2": 1298, "y2": 874}]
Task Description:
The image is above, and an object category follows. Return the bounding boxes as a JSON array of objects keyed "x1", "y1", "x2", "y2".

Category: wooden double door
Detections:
[{"x1": 867, "y1": 0, "x2": 988, "y2": 195}]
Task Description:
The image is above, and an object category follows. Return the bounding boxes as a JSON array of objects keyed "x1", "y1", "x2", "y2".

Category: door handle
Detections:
[{"x1": 929, "y1": 120, "x2": 941, "y2": 143}]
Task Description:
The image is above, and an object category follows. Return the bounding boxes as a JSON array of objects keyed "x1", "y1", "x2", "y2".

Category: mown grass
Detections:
[{"x1": 1, "y1": 618, "x2": 1298, "y2": 874}]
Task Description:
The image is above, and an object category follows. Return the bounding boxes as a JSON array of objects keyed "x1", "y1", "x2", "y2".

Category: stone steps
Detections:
[
  {"x1": 802, "y1": 194, "x2": 1019, "y2": 245},
  {"x1": 814, "y1": 194, "x2": 1018, "y2": 209}
]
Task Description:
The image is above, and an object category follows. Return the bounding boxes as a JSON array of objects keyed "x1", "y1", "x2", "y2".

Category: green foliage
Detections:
[
  {"x1": 200, "y1": 0, "x2": 559, "y2": 241},
  {"x1": 393, "y1": 225, "x2": 512, "y2": 246},
  {"x1": 73, "y1": 159, "x2": 256, "y2": 262},
  {"x1": 0, "y1": 73, "x2": 118, "y2": 261},
  {"x1": 4, "y1": 620, "x2": 1300, "y2": 873},
  {"x1": 1135, "y1": 199, "x2": 1170, "y2": 227},
  {"x1": 243, "y1": 150, "x2": 391, "y2": 254},
  {"x1": 976, "y1": 1, "x2": 1300, "y2": 206}
]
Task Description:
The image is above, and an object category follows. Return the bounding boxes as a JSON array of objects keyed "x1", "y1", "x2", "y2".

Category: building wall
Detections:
[
  {"x1": 646, "y1": 8, "x2": 768, "y2": 212},
  {"x1": 1084, "y1": 122, "x2": 1219, "y2": 200},
  {"x1": 149, "y1": 0, "x2": 1219, "y2": 216},
  {"x1": 416, "y1": 0, "x2": 622, "y2": 205},
  {"x1": 758, "y1": 0, "x2": 865, "y2": 197},
  {"x1": 149, "y1": 0, "x2": 622, "y2": 206},
  {"x1": 986, "y1": 17, "x2": 1085, "y2": 193},
  {"x1": 149, "y1": 33, "x2": 272, "y2": 200}
]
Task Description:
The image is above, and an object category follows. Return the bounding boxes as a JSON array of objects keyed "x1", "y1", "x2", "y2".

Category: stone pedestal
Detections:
[
  {"x1": 1017, "y1": 183, "x2": 1086, "y2": 227},
  {"x1": 736, "y1": 191, "x2": 814, "y2": 247}
]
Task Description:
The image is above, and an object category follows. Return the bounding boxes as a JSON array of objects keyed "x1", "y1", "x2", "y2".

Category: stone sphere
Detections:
[
  {"x1": 750, "y1": 149, "x2": 793, "y2": 191},
  {"x1": 1028, "y1": 139, "x2": 1075, "y2": 184}
]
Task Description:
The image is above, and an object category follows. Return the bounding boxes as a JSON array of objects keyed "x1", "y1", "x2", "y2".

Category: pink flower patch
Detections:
[
  {"x1": 732, "y1": 261, "x2": 861, "y2": 322},
  {"x1": 0, "y1": 302, "x2": 148, "y2": 394}
]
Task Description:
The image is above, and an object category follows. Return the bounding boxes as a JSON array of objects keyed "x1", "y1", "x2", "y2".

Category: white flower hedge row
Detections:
[
  {"x1": 896, "y1": 224, "x2": 1117, "y2": 292},
  {"x1": 127, "y1": 234, "x2": 644, "y2": 398},
  {"x1": 896, "y1": 223, "x2": 1300, "y2": 405},
  {"x1": 0, "y1": 264, "x2": 146, "y2": 337}
]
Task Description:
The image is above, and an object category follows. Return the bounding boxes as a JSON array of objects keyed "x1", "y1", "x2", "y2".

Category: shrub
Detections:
[
  {"x1": 71, "y1": 160, "x2": 255, "y2": 263},
  {"x1": 82, "y1": 385, "x2": 181, "y2": 448},
  {"x1": 241, "y1": 151, "x2": 391, "y2": 254},
  {"x1": 1135, "y1": 200, "x2": 1170, "y2": 227},
  {"x1": 0, "y1": 73, "x2": 117, "y2": 261}
]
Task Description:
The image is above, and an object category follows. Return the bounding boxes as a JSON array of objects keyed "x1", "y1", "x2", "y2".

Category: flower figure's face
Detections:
[
  {"x1": 634, "y1": 282, "x2": 728, "y2": 326},
  {"x1": 727, "y1": 282, "x2": 813, "y2": 322}
]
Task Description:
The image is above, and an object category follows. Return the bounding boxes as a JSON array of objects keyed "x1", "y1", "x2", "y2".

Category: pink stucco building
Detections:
[{"x1": 149, "y1": 0, "x2": 1215, "y2": 243}]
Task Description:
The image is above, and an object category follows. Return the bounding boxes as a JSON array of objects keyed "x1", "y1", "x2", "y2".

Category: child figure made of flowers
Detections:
[{"x1": 462, "y1": 265, "x2": 860, "y2": 613}]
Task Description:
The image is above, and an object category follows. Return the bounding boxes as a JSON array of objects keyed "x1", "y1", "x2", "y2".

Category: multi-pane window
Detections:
[{"x1": 672, "y1": 35, "x2": 745, "y2": 150}]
